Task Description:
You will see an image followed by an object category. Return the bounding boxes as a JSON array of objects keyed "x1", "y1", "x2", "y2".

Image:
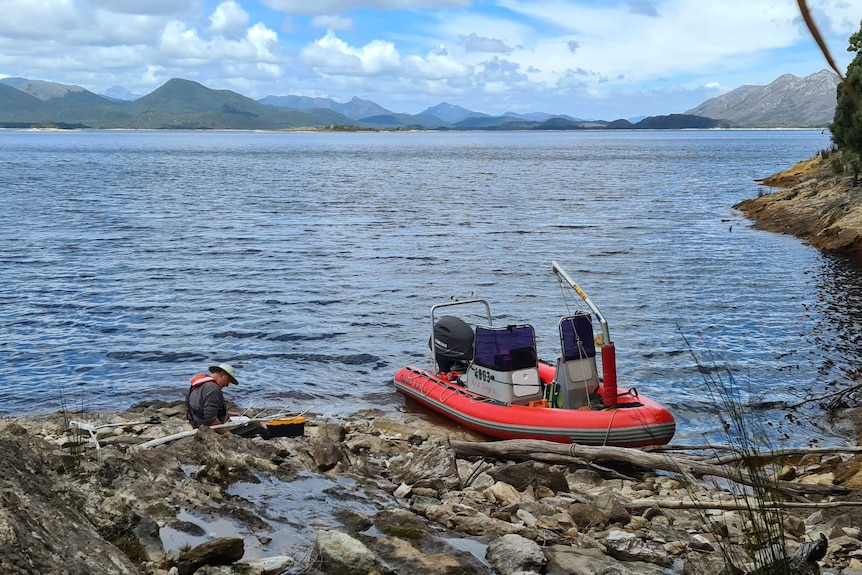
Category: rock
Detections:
[
  {"x1": 602, "y1": 529, "x2": 673, "y2": 566},
  {"x1": 368, "y1": 534, "x2": 487, "y2": 575},
  {"x1": 566, "y1": 468, "x2": 603, "y2": 488},
  {"x1": 176, "y1": 536, "x2": 244, "y2": 575},
  {"x1": 310, "y1": 424, "x2": 347, "y2": 472},
  {"x1": 489, "y1": 461, "x2": 569, "y2": 492},
  {"x1": 314, "y1": 529, "x2": 376, "y2": 575},
  {"x1": 736, "y1": 155, "x2": 862, "y2": 257},
  {"x1": 373, "y1": 508, "x2": 430, "y2": 539},
  {"x1": 567, "y1": 502, "x2": 609, "y2": 529},
  {"x1": 487, "y1": 481, "x2": 521, "y2": 507},
  {"x1": 2, "y1": 406, "x2": 861, "y2": 575},
  {"x1": 0, "y1": 436, "x2": 142, "y2": 575},
  {"x1": 131, "y1": 512, "x2": 166, "y2": 562},
  {"x1": 237, "y1": 555, "x2": 294, "y2": 574},
  {"x1": 451, "y1": 514, "x2": 526, "y2": 537},
  {"x1": 388, "y1": 442, "x2": 461, "y2": 491},
  {"x1": 486, "y1": 533, "x2": 547, "y2": 575},
  {"x1": 545, "y1": 545, "x2": 669, "y2": 575},
  {"x1": 393, "y1": 482, "x2": 412, "y2": 498},
  {"x1": 595, "y1": 493, "x2": 632, "y2": 526},
  {"x1": 515, "y1": 508, "x2": 538, "y2": 528}
]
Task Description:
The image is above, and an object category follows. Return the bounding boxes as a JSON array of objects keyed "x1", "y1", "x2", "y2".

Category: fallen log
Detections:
[
  {"x1": 625, "y1": 498, "x2": 862, "y2": 512},
  {"x1": 449, "y1": 439, "x2": 849, "y2": 497}
]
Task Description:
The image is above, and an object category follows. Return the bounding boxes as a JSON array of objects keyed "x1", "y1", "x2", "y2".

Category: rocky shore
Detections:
[
  {"x1": 735, "y1": 153, "x2": 862, "y2": 258},
  {"x1": 4, "y1": 401, "x2": 862, "y2": 575}
]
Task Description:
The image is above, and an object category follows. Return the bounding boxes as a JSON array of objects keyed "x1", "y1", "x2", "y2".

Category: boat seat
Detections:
[
  {"x1": 467, "y1": 325, "x2": 543, "y2": 405},
  {"x1": 553, "y1": 313, "x2": 600, "y2": 408}
]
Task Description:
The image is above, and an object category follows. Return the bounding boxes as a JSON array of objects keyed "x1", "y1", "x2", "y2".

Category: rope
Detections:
[{"x1": 602, "y1": 408, "x2": 619, "y2": 447}]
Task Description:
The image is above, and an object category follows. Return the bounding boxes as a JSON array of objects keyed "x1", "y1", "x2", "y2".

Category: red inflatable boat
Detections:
[{"x1": 393, "y1": 261, "x2": 675, "y2": 447}]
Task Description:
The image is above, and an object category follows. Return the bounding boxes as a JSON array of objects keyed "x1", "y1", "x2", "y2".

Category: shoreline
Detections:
[
  {"x1": 4, "y1": 402, "x2": 862, "y2": 574},
  {"x1": 735, "y1": 153, "x2": 862, "y2": 259}
]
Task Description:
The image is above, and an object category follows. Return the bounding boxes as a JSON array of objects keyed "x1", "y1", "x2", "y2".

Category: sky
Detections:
[{"x1": 0, "y1": 1, "x2": 860, "y2": 120}]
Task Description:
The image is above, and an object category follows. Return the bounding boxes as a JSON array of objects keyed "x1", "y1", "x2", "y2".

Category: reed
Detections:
[{"x1": 681, "y1": 332, "x2": 794, "y2": 575}]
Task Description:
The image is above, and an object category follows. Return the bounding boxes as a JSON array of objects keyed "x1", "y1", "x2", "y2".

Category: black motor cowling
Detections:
[{"x1": 430, "y1": 315, "x2": 475, "y2": 372}]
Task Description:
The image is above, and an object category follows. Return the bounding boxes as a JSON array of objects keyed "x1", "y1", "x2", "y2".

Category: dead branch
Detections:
[
  {"x1": 703, "y1": 445, "x2": 862, "y2": 466},
  {"x1": 449, "y1": 439, "x2": 849, "y2": 498},
  {"x1": 625, "y1": 498, "x2": 862, "y2": 512}
]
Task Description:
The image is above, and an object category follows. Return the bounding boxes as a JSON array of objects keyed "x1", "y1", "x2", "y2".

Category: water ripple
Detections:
[{"x1": 0, "y1": 129, "x2": 852, "y2": 446}]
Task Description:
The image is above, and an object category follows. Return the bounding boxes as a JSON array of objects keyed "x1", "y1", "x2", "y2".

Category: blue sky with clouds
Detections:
[{"x1": 0, "y1": 0, "x2": 859, "y2": 120}]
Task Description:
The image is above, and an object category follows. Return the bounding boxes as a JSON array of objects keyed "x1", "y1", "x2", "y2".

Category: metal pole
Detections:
[{"x1": 551, "y1": 260, "x2": 611, "y2": 344}]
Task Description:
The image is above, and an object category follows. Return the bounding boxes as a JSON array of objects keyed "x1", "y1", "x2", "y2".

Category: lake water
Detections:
[{"x1": 2, "y1": 128, "x2": 857, "y2": 446}]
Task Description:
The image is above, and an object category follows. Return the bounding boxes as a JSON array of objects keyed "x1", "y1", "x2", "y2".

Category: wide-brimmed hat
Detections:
[{"x1": 209, "y1": 363, "x2": 239, "y2": 385}]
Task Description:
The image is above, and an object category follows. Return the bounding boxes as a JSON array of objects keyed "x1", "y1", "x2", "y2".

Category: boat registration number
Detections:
[{"x1": 472, "y1": 368, "x2": 495, "y2": 382}]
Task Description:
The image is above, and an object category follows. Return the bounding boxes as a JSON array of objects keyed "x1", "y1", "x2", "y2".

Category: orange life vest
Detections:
[{"x1": 190, "y1": 373, "x2": 215, "y2": 387}]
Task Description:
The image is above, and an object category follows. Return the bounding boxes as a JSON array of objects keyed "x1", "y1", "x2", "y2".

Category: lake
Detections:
[{"x1": 1, "y1": 128, "x2": 856, "y2": 446}]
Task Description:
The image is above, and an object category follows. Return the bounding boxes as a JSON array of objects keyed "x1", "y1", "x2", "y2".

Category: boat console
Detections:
[
  {"x1": 550, "y1": 312, "x2": 601, "y2": 408},
  {"x1": 465, "y1": 324, "x2": 543, "y2": 404}
]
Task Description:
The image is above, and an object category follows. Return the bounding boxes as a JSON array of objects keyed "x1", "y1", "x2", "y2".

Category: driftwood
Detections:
[
  {"x1": 449, "y1": 439, "x2": 850, "y2": 498},
  {"x1": 625, "y1": 498, "x2": 862, "y2": 512}
]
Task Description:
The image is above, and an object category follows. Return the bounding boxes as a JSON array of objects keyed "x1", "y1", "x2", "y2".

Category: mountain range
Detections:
[
  {"x1": 684, "y1": 69, "x2": 839, "y2": 128},
  {"x1": 0, "y1": 70, "x2": 840, "y2": 131}
]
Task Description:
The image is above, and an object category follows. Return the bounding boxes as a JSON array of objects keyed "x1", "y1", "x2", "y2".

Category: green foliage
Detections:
[{"x1": 831, "y1": 20, "x2": 862, "y2": 156}]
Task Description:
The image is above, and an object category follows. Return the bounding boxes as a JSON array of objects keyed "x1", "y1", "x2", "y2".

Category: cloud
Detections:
[
  {"x1": 460, "y1": 33, "x2": 511, "y2": 54},
  {"x1": 261, "y1": 0, "x2": 470, "y2": 16},
  {"x1": 628, "y1": 0, "x2": 659, "y2": 18},
  {"x1": 90, "y1": 0, "x2": 198, "y2": 16},
  {"x1": 496, "y1": 0, "x2": 808, "y2": 87},
  {"x1": 312, "y1": 15, "x2": 355, "y2": 30},
  {"x1": 210, "y1": 1, "x2": 250, "y2": 38},
  {"x1": 299, "y1": 30, "x2": 469, "y2": 81},
  {"x1": 300, "y1": 30, "x2": 402, "y2": 75}
]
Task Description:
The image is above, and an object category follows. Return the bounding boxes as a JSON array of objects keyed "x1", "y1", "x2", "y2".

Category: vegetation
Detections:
[
  {"x1": 831, "y1": 22, "x2": 862, "y2": 160},
  {"x1": 684, "y1": 338, "x2": 791, "y2": 574}
]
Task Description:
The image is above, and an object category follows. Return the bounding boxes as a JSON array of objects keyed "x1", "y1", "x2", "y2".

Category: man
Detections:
[{"x1": 186, "y1": 362, "x2": 239, "y2": 434}]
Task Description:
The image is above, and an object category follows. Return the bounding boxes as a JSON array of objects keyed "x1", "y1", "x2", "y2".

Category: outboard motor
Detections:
[{"x1": 430, "y1": 315, "x2": 474, "y2": 372}]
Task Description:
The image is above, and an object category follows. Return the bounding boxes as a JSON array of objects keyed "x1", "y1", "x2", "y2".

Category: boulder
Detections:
[
  {"x1": 314, "y1": 530, "x2": 376, "y2": 575},
  {"x1": 0, "y1": 436, "x2": 141, "y2": 575},
  {"x1": 486, "y1": 533, "x2": 547, "y2": 575},
  {"x1": 176, "y1": 536, "x2": 244, "y2": 575}
]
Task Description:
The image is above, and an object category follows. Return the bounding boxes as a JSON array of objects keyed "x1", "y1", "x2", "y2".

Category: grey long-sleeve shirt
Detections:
[{"x1": 186, "y1": 381, "x2": 228, "y2": 428}]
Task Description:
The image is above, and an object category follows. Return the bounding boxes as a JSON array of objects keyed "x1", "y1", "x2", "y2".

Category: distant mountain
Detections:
[
  {"x1": 0, "y1": 71, "x2": 836, "y2": 131},
  {"x1": 103, "y1": 85, "x2": 141, "y2": 101},
  {"x1": 260, "y1": 94, "x2": 392, "y2": 120},
  {"x1": 0, "y1": 83, "x2": 49, "y2": 123},
  {"x1": 685, "y1": 70, "x2": 839, "y2": 128},
  {"x1": 119, "y1": 78, "x2": 352, "y2": 129},
  {"x1": 504, "y1": 111, "x2": 584, "y2": 123},
  {"x1": 453, "y1": 116, "x2": 531, "y2": 129},
  {"x1": 420, "y1": 102, "x2": 489, "y2": 123},
  {"x1": 629, "y1": 114, "x2": 732, "y2": 129},
  {"x1": 503, "y1": 111, "x2": 553, "y2": 121},
  {"x1": 1, "y1": 77, "x2": 89, "y2": 100},
  {"x1": 359, "y1": 113, "x2": 448, "y2": 129},
  {"x1": 0, "y1": 76, "x2": 115, "y2": 111},
  {"x1": 0, "y1": 77, "x2": 353, "y2": 129}
]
